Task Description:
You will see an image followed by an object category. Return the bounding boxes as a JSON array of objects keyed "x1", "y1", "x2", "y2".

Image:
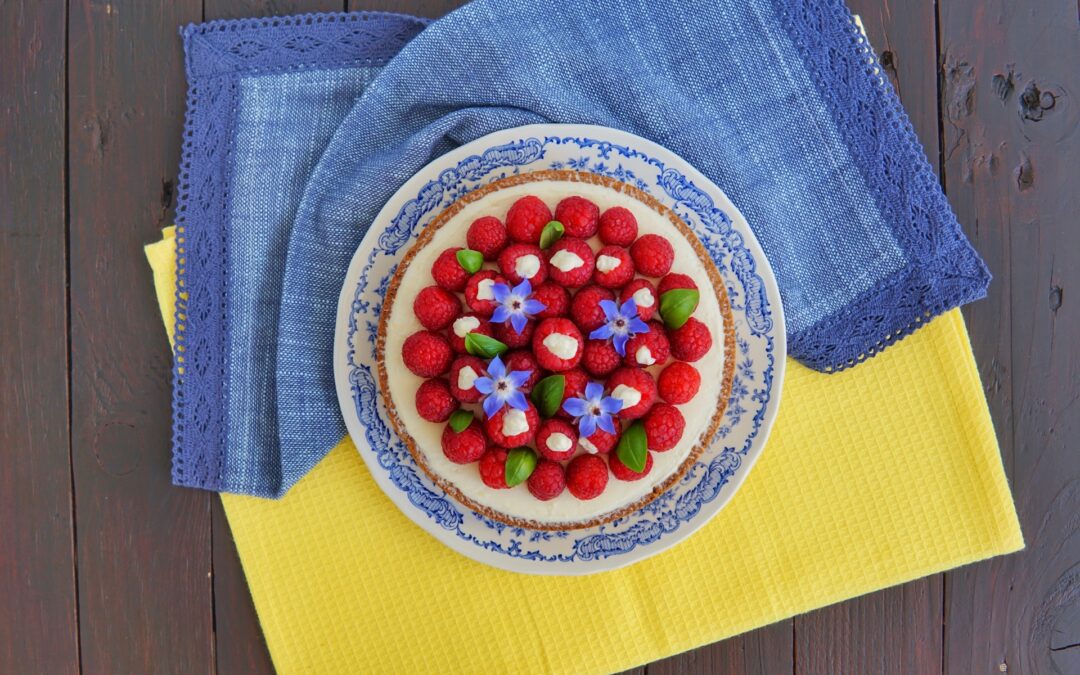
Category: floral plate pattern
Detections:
[{"x1": 334, "y1": 125, "x2": 785, "y2": 575}]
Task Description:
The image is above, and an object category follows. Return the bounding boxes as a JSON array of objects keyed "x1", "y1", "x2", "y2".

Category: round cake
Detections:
[{"x1": 377, "y1": 170, "x2": 735, "y2": 530}]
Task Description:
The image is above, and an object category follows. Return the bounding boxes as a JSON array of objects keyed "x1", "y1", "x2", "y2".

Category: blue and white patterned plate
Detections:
[{"x1": 334, "y1": 125, "x2": 785, "y2": 575}]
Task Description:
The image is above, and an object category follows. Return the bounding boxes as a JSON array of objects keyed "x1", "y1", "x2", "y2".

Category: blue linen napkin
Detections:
[{"x1": 174, "y1": 1, "x2": 989, "y2": 497}]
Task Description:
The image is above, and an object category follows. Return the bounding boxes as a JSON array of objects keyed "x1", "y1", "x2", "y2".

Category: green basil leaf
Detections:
[
  {"x1": 464, "y1": 333, "x2": 508, "y2": 358},
  {"x1": 455, "y1": 248, "x2": 484, "y2": 274},
  {"x1": 504, "y1": 447, "x2": 538, "y2": 487},
  {"x1": 539, "y1": 220, "x2": 565, "y2": 250},
  {"x1": 615, "y1": 421, "x2": 648, "y2": 473},
  {"x1": 659, "y1": 288, "x2": 700, "y2": 330},
  {"x1": 448, "y1": 409, "x2": 473, "y2": 433},
  {"x1": 530, "y1": 374, "x2": 566, "y2": 418}
]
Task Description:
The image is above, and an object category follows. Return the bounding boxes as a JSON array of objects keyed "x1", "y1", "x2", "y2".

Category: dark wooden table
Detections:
[{"x1": 3, "y1": 1, "x2": 1078, "y2": 673}]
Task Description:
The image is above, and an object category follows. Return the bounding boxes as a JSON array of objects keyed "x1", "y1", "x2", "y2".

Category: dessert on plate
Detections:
[{"x1": 378, "y1": 170, "x2": 734, "y2": 530}]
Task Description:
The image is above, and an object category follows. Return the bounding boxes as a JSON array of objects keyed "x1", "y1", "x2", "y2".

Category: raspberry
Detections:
[
  {"x1": 582, "y1": 339, "x2": 621, "y2": 377},
  {"x1": 536, "y1": 418, "x2": 578, "y2": 461},
  {"x1": 415, "y1": 378, "x2": 457, "y2": 422},
  {"x1": 464, "y1": 270, "x2": 506, "y2": 317},
  {"x1": 485, "y1": 402, "x2": 539, "y2": 447},
  {"x1": 643, "y1": 403, "x2": 685, "y2": 451},
  {"x1": 557, "y1": 368, "x2": 589, "y2": 420},
  {"x1": 532, "y1": 283, "x2": 569, "y2": 319},
  {"x1": 448, "y1": 313, "x2": 495, "y2": 354},
  {"x1": 505, "y1": 195, "x2": 551, "y2": 244},
  {"x1": 527, "y1": 459, "x2": 566, "y2": 501},
  {"x1": 578, "y1": 418, "x2": 621, "y2": 454},
  {"x1": 658, "y1": 273, "x2": 698, "y2": 295},
  {"x1": 610, "y1": 449, "x2": 654, "y2": 481},
  {"x1": 630, "y1": 234, "x2": 674, "y2": 277},
  {"x1": 479, "y1": 449, "x2": 509, "y2": 488},
  {"x1": 431, "y1": 247, "x2": 470, "y2": 292},
  {"x1": 570, "y1": 285, "x2": 615, "y2": 331},
  {"x1": 504, "y1": 350, "x2": 541, "y2": 391},
  {"x1": 448, "y1": 355, "x2": 487, "y2": 403},
  {"x1": 593, "y1": 245, "x2": 635, "y2": 288},
  {"x1": 441, "y1": 420, "x2": 488, "y2": 464},
  {"x1": 566, "y1": 454, "x2": 609, "y2": 500},
  {"x1": 619, "y1": 279, "x2": 659, "y2": 321},
  {"x1": 402, "y1": 331, "x2": 452, "y2": 377},
  {"x1": 467, "y1": 216, "x2": 508, "y2": 260},
  {"x1": 598, "y1": 206, "x2": 639, "y2": 246},
  {"x1": 554, "y1": 196, "x2": 600, "y2": 238},
  {"x1": 498, "y1": 243, "x2": 547, "y2": 285},
  {"x1": 658, "y1": 362, "x2": 701, "y2": 404},
  {"x1": 623, "y1": 322, "x2": 670, "y2": 367},
  {"x1": 413, "y1": 285, "x2": 462, "y2": 330},
  {"x1": 532, "y1": 318, "x2": 584, "y2": 372},
  {"x1": 494, "y1": 318, "x2": 534, "y2": 349},
  {"x1": 668, "y1": 317, "x2": 712, "y2": 362},
  {"x1": 546, "y1": 237, "x2": 595, "y2": 287},
  {"x1": 607, "y1": 367, "x2": 658, "y2": 420}
]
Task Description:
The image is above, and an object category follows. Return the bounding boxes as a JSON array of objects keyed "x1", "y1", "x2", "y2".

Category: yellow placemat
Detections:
[{"x1": 147, "y1": 230, "x2": 1021, "y2": 674}]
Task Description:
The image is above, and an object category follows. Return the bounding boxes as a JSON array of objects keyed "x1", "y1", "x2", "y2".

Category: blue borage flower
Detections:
[
  {"x1": 562, "y1": 382, "x2": 623, "y2": 438},
  {"x1": 473, "y1": 354, "x2": 533, "y2": 418},
  {"x1": 588, "y1": 299, "x2": 649, "y2": 356},
  {"x1": 490, "y1": 279, "x2": 546, "y2": 334}
]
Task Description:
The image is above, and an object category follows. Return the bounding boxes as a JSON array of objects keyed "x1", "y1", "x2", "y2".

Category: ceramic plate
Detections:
[{"x1": 334, "y1": 124, "x2": 785, "y2": 575}]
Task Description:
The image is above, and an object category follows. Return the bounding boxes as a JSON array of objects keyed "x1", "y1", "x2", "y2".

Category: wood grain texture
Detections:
[
  {"x1": 0, "y1": 2, "x2": 79, "y2": 673},
  {"x1": 204, "y1": 0, "x2": 343, "y2": 20},
  {"x1": 649, "y1": 621, "x2": 793, "y2": 675},
  {"x1": 941, "y1": 0, "x2": 1080, "y2": 673},
  {"x1": 67, "y1": 1, "x2": 210, "y2": 672},
  {"x1": 347, "y1": 0, "x2": 464, "y2": 18},
  {"x1": 793, "y1": 2, "x2": 946, "y2": 673}
]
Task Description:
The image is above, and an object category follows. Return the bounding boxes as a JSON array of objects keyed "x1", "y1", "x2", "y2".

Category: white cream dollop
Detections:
[
  {"x1": 550, "y1": 250, "x2": 585, "y2": 272},
  {"x1": 632, "y1": 287, "x2": 655, "y2": 308},
  {"x1": 635, "y1": 345, "x2": 656, "y2": 366},
  {"x1": 452, "y1": 315, "x2": 480, "y2": 338},
  {"x1": 515, "y1": 254, "x2": 541, "y2": 279},
  {"x1": 547, "y1": 432, "x2": 573, "y2": 453},
  {"x1": 502, "y1": 408, "x2": 529, "y2": 437},
  {"x1": 596, "y1": 255, "x2": 621, "y2": 273},
  {"x1": 579, "y1": 437, "x2": 599, "y2": 454},
  {"x1": 476, "y1": 278, "x2": 495, "y2": 301},
  {"x1": 612, "y1": 384, "x2": 642, "y2": 409},
  {"x1": 542, "y1": 333, "x2": 579, "y2": 360},
  {"x1": 457, "y1": 366, "x2": 478, "y2": 390}
]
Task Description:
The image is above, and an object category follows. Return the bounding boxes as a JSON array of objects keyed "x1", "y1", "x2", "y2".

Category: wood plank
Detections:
[
  {"x1": 648, "y1": 622, "x2": 793, "y2": 675},
  {"x1": 793, "y1": 2, "x2": 946, "y2": 673},
  {"x1": 347, "y1": 0, "x2": 464, "y2": 17},
  {"x1": 940, "y1": 0, "x2": 1080, "y2": 673},
  {"x1": 67, "y1": 1, "x2": 209, "y2": 672},
  {"x1": 0, "y1": 2, "x2": 79, "y2": 673},
  {"x1": 205, "y1": 0, "x2": 343, "y2": 20}
]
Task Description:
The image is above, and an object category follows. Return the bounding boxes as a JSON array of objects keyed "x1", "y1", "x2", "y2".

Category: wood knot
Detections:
[
  {"x1": 1050, "y1": 285, "x2": 1063, "y2": 312},
  {"x1": 879, "y1": 50, "x2": 894, "y2": 68},
  {"x1": 1020, "y1": 81, "x2": 1058, "y2": 122},
  {"x1": 1016, "y1": 153, "x2": 1034, "y2": 191}
]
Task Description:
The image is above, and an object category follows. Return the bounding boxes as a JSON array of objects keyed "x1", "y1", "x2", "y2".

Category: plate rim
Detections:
[{"x1": 333, "y1": 123, "x2": 787, "y2": 575}]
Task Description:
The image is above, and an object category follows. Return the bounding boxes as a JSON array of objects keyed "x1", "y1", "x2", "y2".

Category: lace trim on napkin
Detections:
[
  {"x1": 172, "y1": 12, "x2": 428, "y2": 492},
  {"x1": 776, "y1": 0, "x2": 990, "y2": 371}
]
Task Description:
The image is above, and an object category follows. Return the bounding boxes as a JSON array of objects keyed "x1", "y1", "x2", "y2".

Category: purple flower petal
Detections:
[
  {"x1": 512, "y1": 278, "x2": 532, "y2": 298},
  {"x1": 597, "y1": 413, "x2": 616, "y2": 435},
  {"x1": 589, "y1": 324, "x2": 614, "y2": 340},
  {"x1": 584, "y1": 382, "x2": 604, "y2": 402},
  {"x1": 523, "y1": 299, "x2": 547, "y2": 315},
  {"x1": 487, "y1": 355, "x2": 506, "y2": 379},
  {"x1": 579, "y1": 414, "x2": 597, "y2": 438},
  {"x1": 508, "y1": 370, "x2": 532, "y2": 388},
  {"x1": 491, "y1": 306, "x2": 511, "y2": 324},
  {"x1": 613, "y1": 333, "x2": 629, "y2": 356},
  {"x1": 598, "y1": 299, "x2": 619, "y2": 320},
  {"x1": 491, "y1": 283, "x2": 511, "y2": 303},
  {"x1": 507, "y1": 390, "x2": 529, "y2": 411},
  {"x1": 473, "y1": 377, "x2": 495, "y2": 395},
  {"x1": 483, "y1": 394, "x2": 504, "y2": 418},
  {"x1": 510, "y1": 313, "x2": 528, "y2": 334},
  {"x1": 629, "y1": 317, "x2": 650, "y2": 334},
  {"x1": 600, "y1": 396, "x2": 624, "y2": 414},
  {"x1": 619, "y1": 298, "x2": 638, "y2": 318},
  {"x1": 562, "y1": 398, "x2": 588, "y2": 417}
]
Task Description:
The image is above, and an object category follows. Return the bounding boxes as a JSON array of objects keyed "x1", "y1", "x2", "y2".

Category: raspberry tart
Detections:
[{"x1": 378, "y1": 170, "x2": 735, "y2": 530}]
